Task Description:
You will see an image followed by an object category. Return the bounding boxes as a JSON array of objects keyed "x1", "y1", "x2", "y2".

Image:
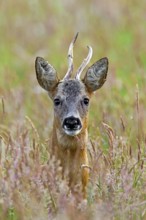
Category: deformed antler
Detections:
[
  {"x1": 63, "y1": 32, "x2": 79, "y2": 80},
  {"x1": 63, "y1": 32, "x2": 93, "y2": 81},
  {"x1": 75, "y1": 46, "x2": 93, "y2": 80}
]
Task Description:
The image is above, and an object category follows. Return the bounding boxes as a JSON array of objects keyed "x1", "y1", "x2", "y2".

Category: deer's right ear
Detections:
[{"x1": 35, "y1": 57, "x2": 59, "y2": 91}]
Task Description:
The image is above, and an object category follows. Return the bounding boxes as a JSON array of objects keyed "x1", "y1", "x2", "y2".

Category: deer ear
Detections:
[
  {"x1": 83, "y1": 57, "x2": 108, "y2": 92},
  {"x1": 35, "y1": 57, "x2": 59, "y2": 91}
]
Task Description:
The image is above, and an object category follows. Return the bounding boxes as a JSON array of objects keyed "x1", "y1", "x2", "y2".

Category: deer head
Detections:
[{"x1": 35, "y1": 33, "x2": 108, "y2": 137}]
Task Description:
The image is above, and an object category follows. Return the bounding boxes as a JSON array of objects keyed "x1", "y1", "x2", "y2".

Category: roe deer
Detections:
[{"x1": 35, "y1": 33, "x2": 108, "y2": 198}]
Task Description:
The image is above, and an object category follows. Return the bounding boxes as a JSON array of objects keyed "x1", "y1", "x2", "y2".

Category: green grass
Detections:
[{"x1": 1, "y1": 0, "x2": 146, "y2": 219}]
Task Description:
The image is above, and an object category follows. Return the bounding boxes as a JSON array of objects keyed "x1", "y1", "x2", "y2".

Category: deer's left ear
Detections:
[{"x1": 83, "y1": 57, "x2": 108, "y2": 92}]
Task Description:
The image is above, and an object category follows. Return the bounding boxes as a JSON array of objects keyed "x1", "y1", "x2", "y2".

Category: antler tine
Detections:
[
  {"x1": 63, "y1": 32, "x2": 79, "y2": 80},
  {"x1": 75, "y1": 46, "x2": 93, "y2": 80}
]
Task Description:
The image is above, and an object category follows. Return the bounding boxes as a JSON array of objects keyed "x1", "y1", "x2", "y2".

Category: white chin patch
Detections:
[{"x1": 64, "y1": 129, "x2": 81, "y2": 136}]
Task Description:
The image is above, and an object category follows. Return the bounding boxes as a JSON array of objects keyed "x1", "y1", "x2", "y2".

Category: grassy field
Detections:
[{"x1": 1, "y1": 0, "x2": 146, "y2": 219}]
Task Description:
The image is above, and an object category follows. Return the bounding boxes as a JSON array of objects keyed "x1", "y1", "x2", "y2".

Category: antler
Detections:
[
  {"x1": 63, "y1": 32, "x2": 79, "y2": 80},
  {"x1": 75, "y1": 46, "x2": 93, "y2": 80}
]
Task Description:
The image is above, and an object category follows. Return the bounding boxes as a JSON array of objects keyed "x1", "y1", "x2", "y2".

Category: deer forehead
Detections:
[{"x1": 56, "y1": 79, "x2": 88, "y2": 99}]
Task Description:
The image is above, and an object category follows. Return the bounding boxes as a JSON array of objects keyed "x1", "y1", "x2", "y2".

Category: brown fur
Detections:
[{"x1": 52, "y1": 113, "x2": 89, "y2": 198}]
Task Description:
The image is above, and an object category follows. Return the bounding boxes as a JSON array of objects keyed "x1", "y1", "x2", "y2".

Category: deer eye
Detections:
[
  {"x1": 54, "y1": 98, "x2": 61, "y2": 106},
  {"x1": 83, "y1": 98, "x2": 89, "y2": 105}
]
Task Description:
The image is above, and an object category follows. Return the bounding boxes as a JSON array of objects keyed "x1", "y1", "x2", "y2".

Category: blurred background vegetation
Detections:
[
  {"x1": 1, "y1": 0, "x2": 146, "y2": 131},
  {"x1": 1, "y1": 0, "x2": 146, "y2": 140},
  {"x1": 1, "y1": 0, "x2": 146, "y2": 219}
]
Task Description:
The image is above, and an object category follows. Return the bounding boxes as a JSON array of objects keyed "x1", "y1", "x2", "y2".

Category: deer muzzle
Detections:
[{"x1": 63, "y1": 116, "x2": 82, "y2": 136}]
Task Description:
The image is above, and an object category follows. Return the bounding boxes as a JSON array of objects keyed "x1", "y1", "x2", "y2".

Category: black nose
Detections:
[{"x1": 63, "y1": 116, "x2": 82, "y2": 130}]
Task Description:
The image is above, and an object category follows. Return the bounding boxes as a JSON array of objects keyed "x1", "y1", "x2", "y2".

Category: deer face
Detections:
[
  {"x1": 52, "y1": 79, "x2": 90, "y2": 136},
  {"x1": 35, "y1": 33, "x2": 108, "y2": 136}
]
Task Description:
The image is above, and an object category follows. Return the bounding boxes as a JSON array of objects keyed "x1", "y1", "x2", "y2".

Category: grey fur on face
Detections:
[
  {"x1": 57, "y1": 80, "x2": 86, "y2": 100},
  {"x1": 54, "y1": 79, "x2": 89, "y2": 129}
]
